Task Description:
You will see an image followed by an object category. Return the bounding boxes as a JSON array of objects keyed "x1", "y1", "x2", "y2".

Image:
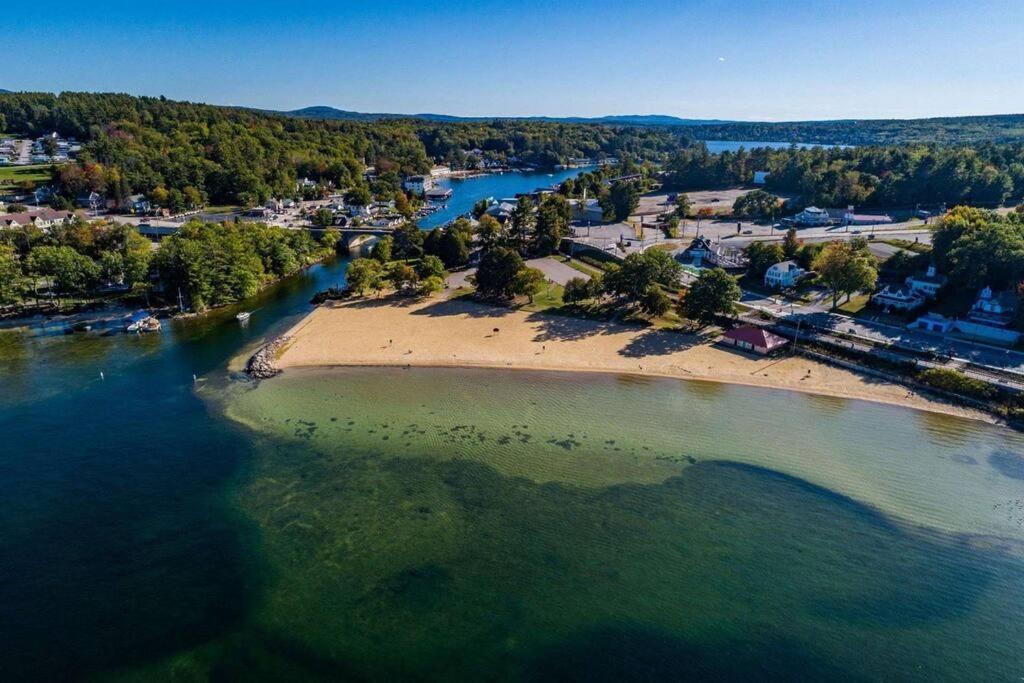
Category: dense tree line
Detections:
[
  {"x1": 688, "y1": 114, "x2": 1024, "y2": 146},
  {"x1": 664, "y1": 143, "x2": 1024, "y2": 209},
  {"x1": 931, "y1": 206, "x2": 1024, "y2": 294},
  {"x1": 0, "y1": 216, "x2": 339, "y2": 310}
]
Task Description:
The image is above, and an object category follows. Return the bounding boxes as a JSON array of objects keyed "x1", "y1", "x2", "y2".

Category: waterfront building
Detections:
[{"x1": 719, "y1": 326, "x2": 789, "y2": 355}]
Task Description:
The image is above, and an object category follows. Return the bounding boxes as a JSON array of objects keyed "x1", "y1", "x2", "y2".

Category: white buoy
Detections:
[
  {"x1": 100, "y1": 372, "x2": 105, "y2": 380},
  {"x1": 193, "y1": 374, "x2": 197, "y2": 382}
]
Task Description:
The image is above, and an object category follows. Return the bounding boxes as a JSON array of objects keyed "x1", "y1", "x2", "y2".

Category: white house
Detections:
[
  {"x1": 764, "y1": 260, "x2": 806, "y2": 289},
  {"x1": 968, "y1": 286, "x2": 1017, "y2": 327},
  {"x1": 792, "y1": 206, "x2": 831, "y2": 227},
  {"x1": 873, "y1": 284, "x2": 925, "y2": 312},
  {"x1": 1, "y1": 208, "x2": 75, "y2": 230},
  {"x1": 905, "y1": 265, "x2": 947, "y2": 299}
]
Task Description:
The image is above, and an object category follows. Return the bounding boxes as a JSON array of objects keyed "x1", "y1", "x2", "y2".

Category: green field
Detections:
[{"x1": 0, "y1": 164, "x2": 55, "y2": 186}]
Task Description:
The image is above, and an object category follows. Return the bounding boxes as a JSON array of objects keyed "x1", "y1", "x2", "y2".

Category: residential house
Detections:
[
  {"x1": 790, "y1": 206, "x2": 832, "y2": 227},
  {"x1": 719, "y1": 326, "x2": 789, "y2": 355},
  {"x1": 873, "y1": 284, "x2": 925, "y2": 312},
  {"x1": 122, "y1": 194, "x2": 151, "y2": 214},
  {"x1": 0, "y1": 208, "x2": 75, "y2": 230},
  {"x1": 968, "y1": 286, "x2": 1017, "y2": 327},
  {"x1": 905, "y1": 265, "x2": 947, "y2": 299},
  {"x1": 764, "y1": 260, "x2": 807, "y2": 289}
]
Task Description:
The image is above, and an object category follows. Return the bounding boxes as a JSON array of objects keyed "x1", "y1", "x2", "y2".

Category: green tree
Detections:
[
  {"x1": 513, "y1": 266, "x2": 546, "y2": 303},
  {"x1": 509, "y1": 196, "x2": 536, "y2": 253},
  {"x1": 387, "y1": 261, "x2": 420, "y2": 295},
  {"x1": 371, "y1": 236, "x2": 393, "y2": 263},
  {"x1": 472, "y1": 198, "x2": 490, "y2": 219},
  {"x1": 563, "y1": 277, "x2": 593, "y2": 304},
  {"x1": 475, "y1": 247, "x2": 525, "y2": 300},
  {"x1": 346, "y1": 186, "x2": 372, "y2": 207},
  {"x1": 416, "y1": 254, "x2": 446, "y2": 280},
  {"x1": 392, "y1": 223, "x2": 424, "y2": 260},
  {"x1": 600, "y1": 181, "x2": 640, "y2": 221},
  {"x1": 418, "y1": 274, "x2": 444, "y2": 296},
  {"x1": 812, "y1": 241, "x2": 878, "y2": 309},
  {"x1": 674, "y1": 193, "x2": 692, "y2": 218},
  {"x1": 604, "y1": 249, "x2": 682, "y2": 302},
  {"x1": 782, "y1": 228, "x2": 801, "y2": 258},
  {"x1": 534, "y1": 194, "x2": 572, "y2": 255},
  {"x1": 678, "y1": 268, "x2": 740, "y2": 326},
  {"x1": 320, "y1": 228, "x2": 341, "y2": 253},
  {"x1": 744, "y1": 241, "x2": 786, "y2": 278},
  {"x1": 437, "y1": 228, "x2": 469, "y2": 268},
  {"x1": 311, "y1": 208, "x2": 335, "y2": 228},
  {"x1": 733, "y1": 190, "x2": 781, "y2": 219},
  {"x1": 640, "y1": 285, "x2": 671, "y2": 317},
  {"x1": 475, "y1": 214, "x2": 504, "y2": 250},
  {"x1": 0, "y1": 244, "x2": 26, "y2": 305},
  {"x1": 27, "y1": 245, "x2": 100, "y2": 298},
  {"x1": 346, "y1": 258, "x2": 385, "y2": 296}
]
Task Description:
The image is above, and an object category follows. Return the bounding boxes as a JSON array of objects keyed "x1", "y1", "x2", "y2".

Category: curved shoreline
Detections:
[{"x1": 271, "y1": 296, "x2": 996, "y2": 425}]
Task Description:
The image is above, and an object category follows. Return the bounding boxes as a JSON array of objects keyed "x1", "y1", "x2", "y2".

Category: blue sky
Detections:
[{"x1": 8, "y1": 0, "x2": 1024, "y2": 120}]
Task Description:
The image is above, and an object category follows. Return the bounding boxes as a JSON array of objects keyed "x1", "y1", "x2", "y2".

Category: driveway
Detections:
[{"x1": 526, "y1": 257, "x2": 590, "y2": 284}]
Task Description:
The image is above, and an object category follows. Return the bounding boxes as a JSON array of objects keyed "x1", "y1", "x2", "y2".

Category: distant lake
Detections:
[
  {"x1": 419, "y1": 167, "x2": 592, "y2": 228},
  {"x1": 702, "y1": 139, "x2": 841, "y2": 152}
]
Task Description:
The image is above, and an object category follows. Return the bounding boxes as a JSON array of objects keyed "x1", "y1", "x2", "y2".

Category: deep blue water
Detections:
[
  {"x1": 419, "y1": 167, "x2": 592, "y2": 228},
  {"x1": 0, "y1": 258, "x2": 352, "y2": 679}
]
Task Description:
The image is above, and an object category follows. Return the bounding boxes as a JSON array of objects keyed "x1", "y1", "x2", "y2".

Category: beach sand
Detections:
[{"x1": 275, "y1": 295, "x2": 990, "y2": 422}]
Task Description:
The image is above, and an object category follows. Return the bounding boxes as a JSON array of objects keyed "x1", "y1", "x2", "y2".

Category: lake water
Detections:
[
  {"x1": 2, "y1": 176, "x2": 1023, "y2": 678},
  {"x1": 419, "y1": 167, "x2": 592, "y2": 228}
]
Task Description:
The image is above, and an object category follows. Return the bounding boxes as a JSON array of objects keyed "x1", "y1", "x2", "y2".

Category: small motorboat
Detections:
[
  {"x1": 236, "y1": 311, "x2": 251, "y2": 322},
  {"x1": 124, "y1": 310, "x2": 161, "y2": 333}
]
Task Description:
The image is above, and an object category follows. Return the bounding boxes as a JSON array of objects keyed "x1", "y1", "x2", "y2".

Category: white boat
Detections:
[{"x1": 236, "y1": 311, "x2": 251, "y2": 322}]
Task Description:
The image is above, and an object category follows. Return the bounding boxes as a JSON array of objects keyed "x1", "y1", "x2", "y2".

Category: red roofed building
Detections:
[{"x1": 719, "y1": 325, "x2": 789, "y2": 355}]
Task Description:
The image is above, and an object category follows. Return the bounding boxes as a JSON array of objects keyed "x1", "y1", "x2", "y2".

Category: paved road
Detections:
[{"x1": 526, "y1": 257, "x2": 590, "y2": 285}]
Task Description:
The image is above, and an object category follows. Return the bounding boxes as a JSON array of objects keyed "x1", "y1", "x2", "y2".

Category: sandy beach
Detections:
[{"x1": 274, "y1": 295, "x2": 991, "y2": 422}]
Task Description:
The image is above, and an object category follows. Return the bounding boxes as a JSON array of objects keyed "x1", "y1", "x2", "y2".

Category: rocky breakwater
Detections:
[{"x1": 246, "y1": 336, "x2": 290, "y2": 379}]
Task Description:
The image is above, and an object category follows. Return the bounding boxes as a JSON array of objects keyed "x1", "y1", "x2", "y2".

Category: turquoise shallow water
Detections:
[
  {"x1": 193, "y1": 366, "x2": 1024, "y2": 681},
  {"x1": 3, "y1": 243, "x2": 1024, "y2": 679}
]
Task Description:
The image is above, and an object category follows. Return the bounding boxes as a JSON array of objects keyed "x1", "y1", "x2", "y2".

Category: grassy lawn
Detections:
[
  {"x1": 0, "y1": 164, "x2": 55, "y2": 186},
  {"x1": 203, "y1": 204, "x2": 244, "y2": 214},
  {"x1": 555, "y1": 255, "x2": 604, "y2": 279},
  {"x1": 520, "y1": 282, "x2": 565, "y2": 312},
  {"x1": 881, "y1": 238, "x2": 932, "y2": 254},
  {"x1": 836, "y1": 293, "x2": 871, "y2": 315}
]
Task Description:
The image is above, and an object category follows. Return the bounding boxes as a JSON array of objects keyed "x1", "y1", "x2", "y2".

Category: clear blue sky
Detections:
[{"x1": 9, "y1": 0, "x2": 1024, "y2": 121}]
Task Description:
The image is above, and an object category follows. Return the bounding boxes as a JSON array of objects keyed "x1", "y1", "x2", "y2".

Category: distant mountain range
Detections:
[{"x1": 282, "y1": 106, "x2": 731, "y2": 127}]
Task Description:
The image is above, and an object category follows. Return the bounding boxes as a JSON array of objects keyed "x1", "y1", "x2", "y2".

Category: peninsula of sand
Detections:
[{"x1": 273, "y1": 295, "x2": 990, "y2": 422}]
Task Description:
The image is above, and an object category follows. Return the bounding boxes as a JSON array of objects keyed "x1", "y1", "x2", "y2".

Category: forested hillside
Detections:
[
  {"x1": 689, "y1": 114, "x2": 1024, "y2": 146},
  {"x1": 0, "y1": 92, "x2": 684, "y2": 208},
  {"x1": 664, "y1": 143, "x2": 1024, "y2": 208}
]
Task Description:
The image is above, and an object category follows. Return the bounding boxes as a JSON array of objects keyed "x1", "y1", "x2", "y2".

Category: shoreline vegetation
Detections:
[{"x1": 259, "y1": 293, "x2": 993, "y2": 424}]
